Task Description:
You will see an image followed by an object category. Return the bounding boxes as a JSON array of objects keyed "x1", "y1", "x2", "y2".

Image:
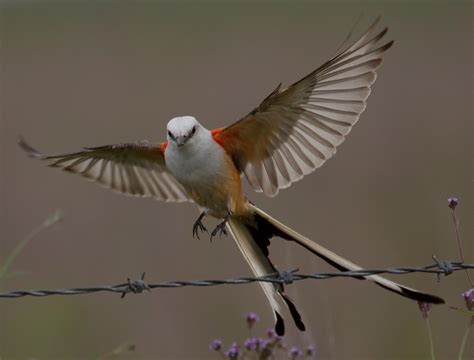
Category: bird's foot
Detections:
[
  {"x1": 192, "y1": 212, "x2": 208, "y2": 240},
  {"x1": 210, "y1": 211, "x2": 232, "y2": 241},
  {"x1": 210, "y1": 221, "x2": 227, "y2": 240}
]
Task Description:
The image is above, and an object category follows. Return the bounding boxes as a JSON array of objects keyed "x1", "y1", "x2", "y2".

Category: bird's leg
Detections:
[
  {"x1": 192, "y1": 211, "x2": 208, "y2": 240},
  {"x1": 210, "y1": 210, "x2": 233, "y2": 241}
]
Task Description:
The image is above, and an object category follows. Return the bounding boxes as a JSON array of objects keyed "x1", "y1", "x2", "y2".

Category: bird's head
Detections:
[{"x1": 166, "y1": 116, "x2": 201, "y2": 147}]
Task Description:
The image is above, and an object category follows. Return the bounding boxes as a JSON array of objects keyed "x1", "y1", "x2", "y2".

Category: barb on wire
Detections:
[{"x1": 0, "y1": 260, "x2": 472, "y2": 299}]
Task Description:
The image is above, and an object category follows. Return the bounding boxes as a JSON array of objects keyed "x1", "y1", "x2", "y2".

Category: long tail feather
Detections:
[
  {"x1": 227, "y1": 204, "x2": 444, "y2": 335},
  {"x1": 226, "y1": 217, "x2": 305, "y2": 335},
  {"x1": 250, "y1": 203, "x2": 445, "y2": 305}
]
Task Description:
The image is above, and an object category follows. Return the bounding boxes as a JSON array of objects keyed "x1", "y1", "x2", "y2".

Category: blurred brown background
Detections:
[{"x1": 1, "y1": 1, "x2": 472, "y2": 359}]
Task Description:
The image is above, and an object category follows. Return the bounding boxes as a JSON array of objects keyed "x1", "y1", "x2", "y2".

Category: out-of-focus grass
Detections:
[
  {"x1": 95, "y1": 342, "x2": 136, "y2": 360},
  {"x1": 0, "y1": 211, "x2": 137, "y2": 360},
  {"x1": 0, "y1": 210, "x2": 63, "y2": 359},
  {"x1": 0, "y1": 210, "x2": 63, "y2": 281}
]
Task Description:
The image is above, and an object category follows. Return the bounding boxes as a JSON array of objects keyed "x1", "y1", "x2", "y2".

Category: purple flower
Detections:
[
  {"x1": 306, "y1": 345, "x2": 316, "y2": 356},
  {"x1": 244, "y1": 338, "x2": 258, "y2": 351},
  {"x1": 258, "y1": 338, "x2": 270, "y2": 350},
  {"x1": 418, "y1": 301, "x2": 432, "y2": 319},
  {"x1": 267, "y1": 328, "x2": 277, "y2": 338},
  {"x1": 448, "y1": 197, "x2": 458, "y2": 210},
  {"x1": 246, "y1": 312, "x2": 260, "y2": 328},
  {"x1": 225, "y1": 343, "x2": 240, "y2": 359},
  {"x1": 266, "y1": 328, "x2": 274, "y2": 337},
  {"x1": 289, "y1": 346, "x2": 303, "y2": 359},
  {"x1": 462, "y1": 288, "x2": 474, "y2": 310},
  {"x1": 266, "y1": 328, "x2": 283, "y2": 343},
  {"x1": 209, "y1": 339, "x2": 223, "y2": 351}
]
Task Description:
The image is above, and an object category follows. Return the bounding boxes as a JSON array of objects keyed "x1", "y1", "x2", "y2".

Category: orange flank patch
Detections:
[
  {"x1": 212, "y1": 126, "x2": 251, "y2": 163},
  {"x1": 211, "y1": 128, "x2": 225, "y2": 148},
  {"x1": 161, "y1": 141, "x2": 168, "y2": 152},
  {"x1": 211, "y1": 127, "x2": 223, "y2": 137}
]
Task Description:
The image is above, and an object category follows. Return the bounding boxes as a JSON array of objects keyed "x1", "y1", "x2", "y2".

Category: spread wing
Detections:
[
  {"x1": 19, "y1": 137, "x2": 190, "y2": 202},
  {"x1": 213, "y1": 17, "x2": 393, "y2": 196}
]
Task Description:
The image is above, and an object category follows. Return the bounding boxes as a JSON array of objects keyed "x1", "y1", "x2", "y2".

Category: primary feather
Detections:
[
  {"x1": 18, "y1": 136, "x2": 190, "y2": 202},
  {"x1": 214, "y1": 16, "x2": 393, "y2": 196}
]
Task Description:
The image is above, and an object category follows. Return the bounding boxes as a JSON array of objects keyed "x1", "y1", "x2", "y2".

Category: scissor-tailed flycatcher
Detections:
[{"x1": 19, "y1": 17, "x2": 444, "y2": 335}]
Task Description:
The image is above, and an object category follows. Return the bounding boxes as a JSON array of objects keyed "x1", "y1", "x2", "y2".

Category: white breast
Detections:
[
  {"x1": 164, "y1": 129, "x2": 231, "y2": 214},
  {"x1": 166, "y1": 131, "x2": 224, "y2": 183}
]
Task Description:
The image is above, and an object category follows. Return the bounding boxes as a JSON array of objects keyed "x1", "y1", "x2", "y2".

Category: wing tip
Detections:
[
  {"x1": 385, "y1": 39, "x2": 395, "y2": 51},
  {"x1": 371, "y1": 15, "x2": 382, "y2": 29},
  {"x1": 18, "y1": 135, "x2": 46, "y2": 159}
]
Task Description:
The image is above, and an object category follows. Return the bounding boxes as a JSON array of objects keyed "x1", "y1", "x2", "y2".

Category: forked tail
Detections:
[
  {"x1": 226, "y1": 215, "x2": 305, "y2": 336},
  {"x1": 227, "y1": 203, "x2": 444, "y2": 335}
]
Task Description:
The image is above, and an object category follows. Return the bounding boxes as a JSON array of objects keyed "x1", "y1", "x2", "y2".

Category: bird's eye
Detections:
[
  {"x1": 191, "y1": 126, "x2": 196, "y2": 135},
  {"x1": 168, "y1": 130, "x2": 174, "y2": 139}
]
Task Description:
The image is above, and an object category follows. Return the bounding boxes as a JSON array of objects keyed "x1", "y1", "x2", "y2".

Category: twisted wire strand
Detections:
[{"x1": 0, "y1": 261, "x2": 471, "y2": 299}]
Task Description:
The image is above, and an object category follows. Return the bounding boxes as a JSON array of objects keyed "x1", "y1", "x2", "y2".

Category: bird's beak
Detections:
[{"x1": 176, "y1": 136, "x2": 187, "y2": 147}]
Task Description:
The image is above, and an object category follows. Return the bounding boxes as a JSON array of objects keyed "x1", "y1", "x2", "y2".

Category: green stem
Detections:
[
  {"x1": 426, "y1": 318, "x2": 435, "y2": 360},
  {"x1": 458, "y1": 320, "x2": 472, "y2": 360},
  {"x1": 450, "y1": 210, "x2": 473, "y2": 286}
]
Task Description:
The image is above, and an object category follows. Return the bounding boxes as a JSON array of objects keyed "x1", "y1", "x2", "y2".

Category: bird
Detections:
[{"x1": 19, "y1": 17, "x2": 444, "y2": 335}]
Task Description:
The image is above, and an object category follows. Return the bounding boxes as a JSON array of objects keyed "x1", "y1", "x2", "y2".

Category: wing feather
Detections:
[
  {"x1": 19, "y1": 137, "x2": 190, "y2": 202},
  {"x1": 213, "y1": 17, "x2": 393, "y2": 196}
]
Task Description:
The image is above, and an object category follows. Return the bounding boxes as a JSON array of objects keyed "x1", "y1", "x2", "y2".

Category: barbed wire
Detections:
[{"x1": 0, "y1": 258, "x2": 472, "y2": 299}]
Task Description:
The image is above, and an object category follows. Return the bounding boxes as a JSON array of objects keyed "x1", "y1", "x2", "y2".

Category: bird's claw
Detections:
[
  {"x1": 192, "y1": 214, "x2": 208, "y2": 240},
  {"x1": 210, "y1": 218, "x2": 229, "y2": 241}
]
